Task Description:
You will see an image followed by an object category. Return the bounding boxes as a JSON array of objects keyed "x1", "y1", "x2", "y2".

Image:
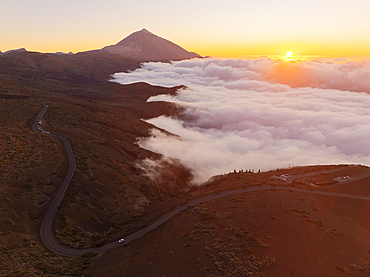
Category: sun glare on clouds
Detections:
[
  {"x1": 284, "y1": 51, "x2": 295, "y2": 61},
  {"x1": 113, "y1": 58, "x2": 370, "y2": 184}
]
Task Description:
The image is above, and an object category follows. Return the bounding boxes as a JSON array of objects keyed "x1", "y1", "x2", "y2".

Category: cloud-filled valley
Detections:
[{"x1": 113, "y1": 58, "x2": 370, "y2": 184}]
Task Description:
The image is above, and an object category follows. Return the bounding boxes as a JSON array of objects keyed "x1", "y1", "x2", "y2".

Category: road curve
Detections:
[{"x1": 31, "y1": 99, "x2": 370, "y2": 258}]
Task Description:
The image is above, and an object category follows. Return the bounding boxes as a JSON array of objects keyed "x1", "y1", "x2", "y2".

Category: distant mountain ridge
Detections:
[
  {"x1": 97, "y1": 28, "x2": 201, "y2": 61},
  {"x1": 0, "y1": 48, "x2": 74, "y2": 56},
  {"x1": 2, "y1": 29, "x2": 201, "y2": 62},
  {"x1": 0, "y1": 48, "x2": 27, "y2": 55}
]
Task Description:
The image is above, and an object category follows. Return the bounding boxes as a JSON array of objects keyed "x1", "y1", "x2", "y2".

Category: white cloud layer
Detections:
[{"x1": 113, "y1": 58, "x2": 370, "y2": 184}]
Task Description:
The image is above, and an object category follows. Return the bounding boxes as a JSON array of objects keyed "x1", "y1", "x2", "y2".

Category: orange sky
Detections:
[
  {"x1": 2, "y1": 0, "x2": 370, "y2": 57},
  {"x1": 191, "y1": 41, "x2": 370, "y2": 58}
]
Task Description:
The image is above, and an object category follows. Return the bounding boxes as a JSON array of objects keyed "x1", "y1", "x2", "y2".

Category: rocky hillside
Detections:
[{"x1": 99, "y1": 28, "x2": 201, "y2": 61}]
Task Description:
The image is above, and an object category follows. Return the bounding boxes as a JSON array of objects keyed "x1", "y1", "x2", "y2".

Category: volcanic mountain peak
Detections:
[
  {"x1": 138, "y1": 28, "x2": 151, "y2": 34},
  {"x1": 116, "y1": 28, "x2": 158, "y2": 44},
  {"x1": 101, "y1": 28, "x2": 201, "y2": 61}
]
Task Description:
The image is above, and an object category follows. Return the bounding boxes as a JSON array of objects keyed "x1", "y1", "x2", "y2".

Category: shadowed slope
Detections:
[
  {"x1": 101, "y1": 28, "x2": 201, "y2": 61},
  {"x1": 0, "y1": 51, "x2": 140, "y2": 83}
]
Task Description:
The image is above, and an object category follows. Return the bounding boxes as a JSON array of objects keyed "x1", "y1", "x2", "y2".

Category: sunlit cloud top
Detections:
[{"x1": 113, "y1": 58, "x2": 370, "y2": 184}]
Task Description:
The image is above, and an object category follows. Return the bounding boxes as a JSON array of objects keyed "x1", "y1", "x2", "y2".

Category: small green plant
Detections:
[
  {"x1": 24, "y1": 184, "x2": 33, "y2": 191},
  {"x1": 2, "y1": 217, "x2": 14, "y2": 225},
  {"x1": 58, "y1": 212, "x2": 67, "y2": 221}
]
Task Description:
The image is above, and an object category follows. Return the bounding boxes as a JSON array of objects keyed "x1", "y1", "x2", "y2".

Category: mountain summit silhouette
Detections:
[{"x1": 101, "y1": 28, "x2": 201, "y2": 61}]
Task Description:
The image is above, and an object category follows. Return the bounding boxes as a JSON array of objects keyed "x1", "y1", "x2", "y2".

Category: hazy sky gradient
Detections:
[{"x1": 2, "y1": 0, "x2": 370, "y2": 56}]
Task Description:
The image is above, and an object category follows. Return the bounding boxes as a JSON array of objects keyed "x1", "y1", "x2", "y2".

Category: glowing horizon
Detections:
[
  {"x1": 3, "y1": 37, "x2": 370, "y2": 59},
  {"x1": 190, "y1": 40, "x2": 370, "y2": 59},
  {"x1": 2, "y1": 0, "x2": 370, "y2": 57}
]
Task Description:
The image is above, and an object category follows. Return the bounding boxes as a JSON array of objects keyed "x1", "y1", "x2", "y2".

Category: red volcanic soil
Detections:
[
  {"x1": 2, "y1": 53, "x2": 370, "y2": 276},
  {"x1": 87, "y1": 166, "x2": 370, "y2": 276},
  {"x1": 0, "y1": 51, "x2": 140, "y2": 84},
  {"x1": 0, "y1": 75, "x2": 193, "y2": 275}
]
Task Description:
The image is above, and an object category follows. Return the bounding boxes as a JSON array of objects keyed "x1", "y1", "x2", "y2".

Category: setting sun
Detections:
[{"x1": 283, "y1": 50, "x2": 295, "y2": 61}]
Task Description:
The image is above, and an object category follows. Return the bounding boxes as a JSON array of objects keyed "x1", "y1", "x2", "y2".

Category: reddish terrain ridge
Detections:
[{"x1": 1, "y1": 30, "x2": 370, "y2": 276}]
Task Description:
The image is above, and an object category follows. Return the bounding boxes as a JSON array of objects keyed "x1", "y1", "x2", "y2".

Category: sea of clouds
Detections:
[{"x1": 113, "y1": 57, "x2": 370, "y2": 184}]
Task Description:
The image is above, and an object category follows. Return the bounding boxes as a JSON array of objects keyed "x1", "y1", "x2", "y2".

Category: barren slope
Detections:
[{"x1": 88, "y1": 165, "x2": 370, "y2": 277}]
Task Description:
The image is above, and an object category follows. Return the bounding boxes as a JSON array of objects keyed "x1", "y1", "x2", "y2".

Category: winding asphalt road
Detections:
[{"x1": 31, "y1": 99, "x2": 370, "y2": 258}]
